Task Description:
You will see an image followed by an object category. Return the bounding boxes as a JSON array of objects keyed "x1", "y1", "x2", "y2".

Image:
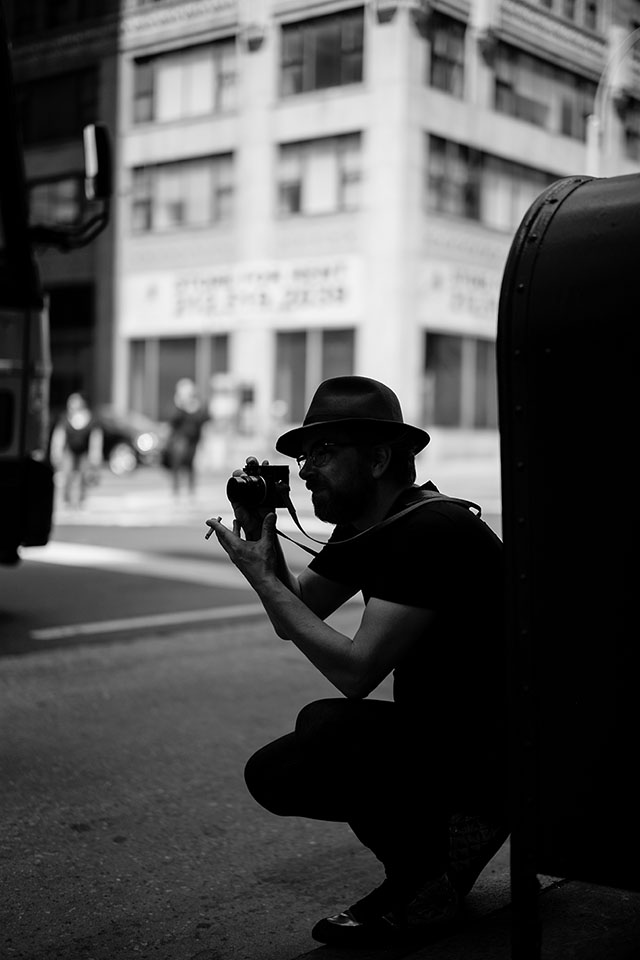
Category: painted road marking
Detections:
[
  {"x1": 30, "y1": 603, "x2": 266, "y2": 642},
  {"x1": 22, "y1": 541, "x2": 250, "y2": 588},
  {"x1": 22, "y1": 540, "x2": 361, "y2": 642}
]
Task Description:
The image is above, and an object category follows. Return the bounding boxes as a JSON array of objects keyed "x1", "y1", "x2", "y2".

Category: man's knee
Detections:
[
  {"x1": 244, "y1": 738, "x2": 296, "y2": 816},
  {"x1": 295, "y1": 698, "x2": 352, "y2": 741}
]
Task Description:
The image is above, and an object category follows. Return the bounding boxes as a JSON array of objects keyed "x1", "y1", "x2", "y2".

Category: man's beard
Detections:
[{"x1": 310, "y1": 472, "x2": 376, "y2": 525}]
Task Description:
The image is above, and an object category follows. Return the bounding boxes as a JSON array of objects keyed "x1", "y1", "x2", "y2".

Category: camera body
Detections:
[{"x1": 226, "y1": 462, "x2": 290, "y2": 509}]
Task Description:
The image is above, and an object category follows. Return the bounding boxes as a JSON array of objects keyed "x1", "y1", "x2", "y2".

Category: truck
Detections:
[{"x1": 0, "y1": 0, "x2": 111, "y2": 565}]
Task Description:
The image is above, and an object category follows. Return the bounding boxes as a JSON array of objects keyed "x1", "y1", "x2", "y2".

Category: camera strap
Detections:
[{"x1": 276, "y1": 490, "x2": 482, "y2": 557}]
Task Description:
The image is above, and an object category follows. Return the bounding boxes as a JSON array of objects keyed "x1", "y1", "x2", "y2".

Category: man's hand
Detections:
[
  {"x1": 206, "y1": 511, "x2": 279, "y2": 589},
  {"x1": 229, "y1": 456, "x2": 273, "y2": 541}
]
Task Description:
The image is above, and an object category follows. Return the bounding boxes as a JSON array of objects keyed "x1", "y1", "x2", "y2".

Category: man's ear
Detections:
[{"x1": 370, "y1": 443, "x2": 392, "y2": 478}]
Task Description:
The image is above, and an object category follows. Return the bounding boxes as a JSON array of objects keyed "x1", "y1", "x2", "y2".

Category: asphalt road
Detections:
[
  {"x1": 1, "y1": 464, "x2": 509, "y2": 960},
  {"x1": 2, "y1": 604, "x2": 426, "y2": 960}
]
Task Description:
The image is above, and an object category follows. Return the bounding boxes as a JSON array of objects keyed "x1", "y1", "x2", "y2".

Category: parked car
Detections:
[{"x1": 96, "y1": 406, "x2": 168, "y2": 476}]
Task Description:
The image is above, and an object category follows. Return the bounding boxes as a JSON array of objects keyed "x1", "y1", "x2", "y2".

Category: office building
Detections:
[{"x1": 8, "y1": 0, "x2": 640, "y2": 461}]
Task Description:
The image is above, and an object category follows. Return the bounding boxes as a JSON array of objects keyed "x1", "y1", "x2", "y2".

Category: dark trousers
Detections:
[{"x1": 244, "y1": 698, "x2": 455, "y2": 886}]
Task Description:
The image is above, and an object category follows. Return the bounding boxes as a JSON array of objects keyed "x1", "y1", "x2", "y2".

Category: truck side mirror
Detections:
[{"x1": 83, "y1": 122, "x2": 112, "y2": 202}]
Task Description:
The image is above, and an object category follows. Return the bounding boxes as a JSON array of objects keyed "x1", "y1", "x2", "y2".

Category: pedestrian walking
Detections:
[
  {"x1": 49, "y1": 392, "x2": 103, "y2": 508},
  {"x1": 207, "y1": 375, "x2": 509, "y2": 947},
  {"x1": 163, "y1": 378, "x2": 209, "y2": 497}
]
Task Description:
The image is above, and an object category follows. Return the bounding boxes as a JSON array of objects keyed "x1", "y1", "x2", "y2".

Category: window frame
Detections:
[
  {"x1": 132, "y1": 37, "x2": 237, "y2": 126},
  {"x1": 428, "y1": 11, "x2": 466, "y2": 98},
  {"x1": 130, "y1": 154, "x2": 234, "y2": 234},
  {"x1": 276, "y1": 133, "x2": 362, "y2": 218},
  {"x1": 279, "y1": 8, "x2": 364, "y2": 97}
]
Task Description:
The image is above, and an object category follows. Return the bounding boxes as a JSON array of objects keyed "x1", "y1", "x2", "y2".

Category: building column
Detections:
[
  {"x1": 232, "y1": 1, "x2": 276, "y2": 445},
  {"x1": 360, "y1": 6, "x2": 420, "y2": 420}
]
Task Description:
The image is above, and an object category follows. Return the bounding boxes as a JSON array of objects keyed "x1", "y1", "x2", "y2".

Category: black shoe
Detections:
[
  {"x1": 447, "y1": 812, "x2": 510, "y2": 898},
  {"x1": 311, "y1": 873, "x2": 460, "y2": 947}
]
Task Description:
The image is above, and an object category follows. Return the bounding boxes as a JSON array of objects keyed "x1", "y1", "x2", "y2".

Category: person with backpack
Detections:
[
  {"x1": 50, "y1": 392, "x2": 103, "y2": 509},
  {"x1": 206, "y1": 376, "x2": 508, "y2": 947}
]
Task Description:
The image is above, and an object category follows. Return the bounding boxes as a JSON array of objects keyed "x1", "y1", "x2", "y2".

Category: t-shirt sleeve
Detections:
[{"x1": 308, "y1": 509, "x2": 459, "y2": 607}]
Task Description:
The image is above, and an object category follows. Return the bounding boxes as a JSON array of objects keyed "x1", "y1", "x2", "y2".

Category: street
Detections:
[{"x1": 1, "y1": 462, "x2": 508, "y2": 960}]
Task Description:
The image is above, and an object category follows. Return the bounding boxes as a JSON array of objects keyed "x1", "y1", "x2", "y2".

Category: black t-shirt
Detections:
[
  {"x1": 308, "y1": 483, "x2": 507, "y2": 760},
  {"x1": 63, "y1": 416, "x2": 97, "y2": 455}
]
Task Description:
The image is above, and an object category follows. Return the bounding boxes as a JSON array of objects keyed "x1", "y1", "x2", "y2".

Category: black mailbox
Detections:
[{"x1": 497, "y1": 173, "x2": 638, "y2": 957}]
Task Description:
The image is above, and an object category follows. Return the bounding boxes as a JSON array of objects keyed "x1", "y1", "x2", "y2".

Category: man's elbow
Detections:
[{"x1": 340, "y1": 670, "x2": 379, "y2": 700}]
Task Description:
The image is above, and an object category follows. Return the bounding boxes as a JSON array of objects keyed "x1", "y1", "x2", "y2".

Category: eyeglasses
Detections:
[{"x1": 295, "y1": 441, "x2": 355, "y2": 470}]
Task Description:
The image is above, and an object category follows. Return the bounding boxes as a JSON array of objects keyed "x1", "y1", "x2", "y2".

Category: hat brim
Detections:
[{"x1": 275, "y1": 418, "x2": 430, "y2": 458}]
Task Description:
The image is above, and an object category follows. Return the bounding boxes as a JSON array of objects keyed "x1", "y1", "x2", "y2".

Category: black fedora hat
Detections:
[{"x1": 275, "y1": 376, "x2": 430, "y2": 458}]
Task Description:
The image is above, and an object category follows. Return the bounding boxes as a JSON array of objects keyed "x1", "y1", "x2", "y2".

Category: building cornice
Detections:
[
  {"x1": 499, "y1": 0, "x2": 606, "y2": 79},
  {"x1": 120, "y1": 0, "x2": 239, "y2": 51},
  {"x1": 9, "y1": 19, "x2": 120, "y2": 71}
]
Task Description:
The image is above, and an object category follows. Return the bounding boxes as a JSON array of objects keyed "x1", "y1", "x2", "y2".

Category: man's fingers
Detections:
[
  {"x1": 204, "y1": 516, "x2": 223, "y2": 540},
  {"x1": 261, "y1": 512, "x2": 277, "y2": 534}
]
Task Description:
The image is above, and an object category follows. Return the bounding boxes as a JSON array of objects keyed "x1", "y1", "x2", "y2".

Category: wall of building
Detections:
[{"x1": 10, "y1": 0, "x2": 640, "y2": 466}]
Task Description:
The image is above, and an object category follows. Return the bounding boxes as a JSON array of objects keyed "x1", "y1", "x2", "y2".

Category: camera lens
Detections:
[{"x1": 226, "y1": 475, "x2": 268, "y2": 506}]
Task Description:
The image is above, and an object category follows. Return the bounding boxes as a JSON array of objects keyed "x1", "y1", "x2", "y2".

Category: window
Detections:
[
  {"x1": 559, "y1": 78, "x2": 595, "y2": 140},
  {"x1": 11, "y1": 0, "x2": 115, "y2": 36},
  {"x1": 11, "y1": 0, "x2": 39, "y2": 38},
  {"x1": 29, "y1": 176, "x2": 83, "y2": 227},
  {"x1": 131, "y1": 155, "x2": 234, "y2": 232},
  {"x1": 128, "y1": 340, "x2": 148, "y2": 417},
  {"x1": 133, "y1": 39, "x2": 237, "y2": 124},
  {"x1": 44, "y1": 0, "x2": 77, "y2": 28},
  {"x1": 158, "y1": 338, "x2": 197, "y2": 419},
  {"x1": 624, "y1": 99, "x2": 640, "y2": 162},
  {"x1": 209, "y1": 334, "x2": 229, "y2": 375},
  {"x1": 427, "y1": 137, "x2": 482, "y2": 220},
  {"x1": 17, "y1": 70, "x2": 98, "y2": 145},
  {"x1": 280, "y1": 8, "x2": 364, "y2": 96},
  {"x1": 422, "y1": 333, "x2": 497, "y2": 429},
  {"x1": 428, "y1": 12, "x2": 466, "y2": 98},
  {"x1": 277, "y1": 134, "x2": 362, "y2": 216},
  {"x1": 426, "y1": 135, "x2": 555, "y2": 233},
  {"x1": 584, "y1": 0, "x2": 598, "y2": 30},
  {"x1": 129, "y1": 334, "x2": 228, "y2": 420},
  {"x1": 493, "y1": 44, "x2": 596, "y2": 141},
  {"x1": 275, "y1": 329, "x2": 355, "y2": 422},
  {"x1": 536, "y1": 0, "x2": 600, "y2": 28}
]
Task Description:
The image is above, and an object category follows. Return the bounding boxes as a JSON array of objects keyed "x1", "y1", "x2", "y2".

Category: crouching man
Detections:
[{"x1": 207, "y1": 376, "x2": 508, "y2": 947}]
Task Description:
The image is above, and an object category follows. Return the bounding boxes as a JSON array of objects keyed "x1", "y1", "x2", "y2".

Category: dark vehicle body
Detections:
[
  {"x1": 0, "y1": 0, "x2": 111, "y2": 564},
  {"x1": 97, "y1": 406, "x2": 167, "y2": 475}
]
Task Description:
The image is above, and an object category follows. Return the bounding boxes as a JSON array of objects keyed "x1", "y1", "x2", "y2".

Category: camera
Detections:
[{"x1": 226, "y1": 462, "x2": 290, "y2": 509}]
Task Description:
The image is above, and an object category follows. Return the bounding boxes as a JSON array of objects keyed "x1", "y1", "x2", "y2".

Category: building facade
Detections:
[{"x1": 8, "y1": 0, "x2": 640, "y2": 463}]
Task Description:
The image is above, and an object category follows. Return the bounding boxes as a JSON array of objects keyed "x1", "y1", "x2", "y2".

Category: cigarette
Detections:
[{"x1": 204, "y1": 517, "x2": 222, "y2": 540}]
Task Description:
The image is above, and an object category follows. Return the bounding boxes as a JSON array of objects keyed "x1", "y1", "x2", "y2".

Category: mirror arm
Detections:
[{"x1": 28, "y1": 199, "x2": 111, "y2": 252}]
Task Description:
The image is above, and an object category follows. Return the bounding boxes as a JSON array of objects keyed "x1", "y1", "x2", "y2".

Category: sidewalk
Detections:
[
  {"x1": 52, "y1": 454, "x2": 503, "y2": 532},
  {"x1": 293, "y1": 874, "x2": 640, "y2": 960}
]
